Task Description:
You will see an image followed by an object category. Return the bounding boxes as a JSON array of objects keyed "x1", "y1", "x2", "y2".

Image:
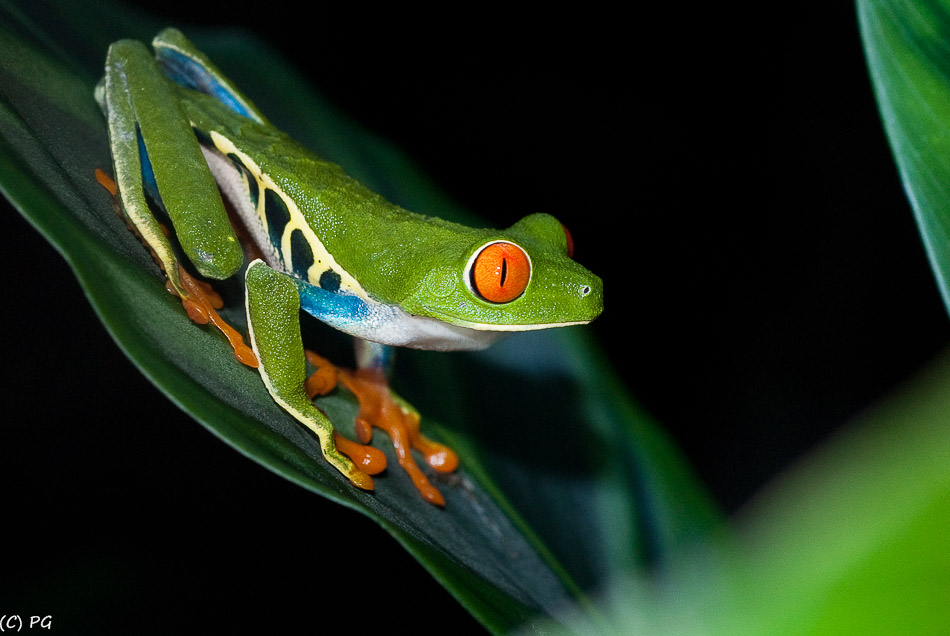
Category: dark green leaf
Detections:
[
  {"x1": 531, "y1": 350, "x2": 950, "y2": 634},
  {"x1": 859, "y1": 0, "x2": 950, "y2": 311}
]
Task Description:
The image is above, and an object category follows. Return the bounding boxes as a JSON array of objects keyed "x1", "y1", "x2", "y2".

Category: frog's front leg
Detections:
[
  {"x1": 306, "y1": 342, "x2": 459, "y2": 506},
  {"x1": 244, "y1": 260, "x2": 383, "y2": 490}
]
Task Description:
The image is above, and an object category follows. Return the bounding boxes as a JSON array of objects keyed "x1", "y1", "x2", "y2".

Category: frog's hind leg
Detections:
[
  {"x1": 96, "y1": 38, "x2": 255, "y2": 367},
  {"x1": 150, "y1": 28, "x2": 269, "y2": 125}
]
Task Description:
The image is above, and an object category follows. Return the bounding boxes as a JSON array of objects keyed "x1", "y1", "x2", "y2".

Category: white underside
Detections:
[{"x1": 345, "y1": 305, "x2": 508, "y2": 351}]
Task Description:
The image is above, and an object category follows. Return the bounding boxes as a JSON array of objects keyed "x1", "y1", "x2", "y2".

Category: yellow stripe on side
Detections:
[{"x1": 209, "y1": 131, "x2": 371, "y2": 300}]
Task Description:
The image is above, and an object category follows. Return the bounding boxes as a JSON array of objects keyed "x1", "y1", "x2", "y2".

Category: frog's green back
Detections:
[
  {"x1": 176, "y1": 87, "x2": 490, "y2": 306},
  {"x1": 167, "y1": 39, "x2": 601, "y2": 332}
]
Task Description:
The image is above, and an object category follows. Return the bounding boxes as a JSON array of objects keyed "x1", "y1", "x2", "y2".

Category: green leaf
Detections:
[
  {"x1": 0, "y1": 1, "x2": 718, "y2": 631},
  {"x1": 859, "y1": 0, "x2": 950, "y2": 312},
  {"x1": 529, "y1": 349, "x2": 950, "y2": 635},
  {"x1": 523, "y1": 2, "x2": 950, "y2": 632}
]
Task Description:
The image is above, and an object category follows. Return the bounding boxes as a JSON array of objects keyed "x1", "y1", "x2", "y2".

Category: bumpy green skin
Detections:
[
  {"x1": 177, "y1": 87, "x2": 603, "y2": 328},
  {"x1": 98, "y1": 28, "x2": 604, "y2": 494}
]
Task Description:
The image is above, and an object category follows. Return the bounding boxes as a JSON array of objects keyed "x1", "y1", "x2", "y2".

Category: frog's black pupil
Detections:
[{"x1": 500, "y1": 258, "x2": 508, "y2": 287}]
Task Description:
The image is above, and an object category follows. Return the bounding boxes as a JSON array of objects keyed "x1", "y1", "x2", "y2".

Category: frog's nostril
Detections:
[{"x1": 581, "y1": 285, "x2": 592, "y2": 297}]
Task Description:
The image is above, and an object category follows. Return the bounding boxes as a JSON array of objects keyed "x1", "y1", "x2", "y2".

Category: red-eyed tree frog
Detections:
[{"x1": 95, "y1": 28, "x2": 603, "y2": 505}]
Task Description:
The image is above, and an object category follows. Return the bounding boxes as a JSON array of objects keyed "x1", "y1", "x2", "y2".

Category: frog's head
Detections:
[{"x1": 400, "y1": 213, "x2": 603, "y2": 343}]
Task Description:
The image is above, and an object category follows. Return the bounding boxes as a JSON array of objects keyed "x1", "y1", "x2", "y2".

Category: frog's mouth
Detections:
[
  {"x1": 439, "y1": 316, "x2": 596, "y2": 332},
  {"x1": 373, "y1": 308, "x2": 594, "y2": 352},
  {"x1": 335, "y1": 300, "x2": 592, "y2": 352}
]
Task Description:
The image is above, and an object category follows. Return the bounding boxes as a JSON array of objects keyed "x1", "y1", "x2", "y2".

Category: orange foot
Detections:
[
  {"x1": 169, "y1": 263, "x2": 257, "y2": 368},
  {"x1": 305, "y1": 351, "x2": 459, "y2": 506},
  {"x1": 96, "y1": 168, "x2": 257, "y2": 369}
]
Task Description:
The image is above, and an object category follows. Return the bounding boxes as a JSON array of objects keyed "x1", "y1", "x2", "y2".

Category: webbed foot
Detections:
[
  {"x1": 305, "y1": 351, "x2": 459, "y2": 506},
  {"x1": 170, "y1": 263, "x2": 257, "y2": 367}
]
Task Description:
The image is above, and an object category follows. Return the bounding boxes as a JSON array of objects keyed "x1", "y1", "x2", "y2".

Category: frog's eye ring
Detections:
[{"x1": 467, "y1": 241, "x2": 531, "y2": 303}]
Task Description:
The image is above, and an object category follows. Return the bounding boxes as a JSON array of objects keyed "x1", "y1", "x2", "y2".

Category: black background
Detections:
[{"x1": 4, "y1": 3, "x2": 948, "y2": 633}]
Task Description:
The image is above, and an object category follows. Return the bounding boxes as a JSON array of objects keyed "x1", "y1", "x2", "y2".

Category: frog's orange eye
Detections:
[
  {"x1": 469, "y1": 241, "x2": 531, "y2": 303},
  {"x1": 562, "y1": 223, "x2": 575, "y2": 259}
]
